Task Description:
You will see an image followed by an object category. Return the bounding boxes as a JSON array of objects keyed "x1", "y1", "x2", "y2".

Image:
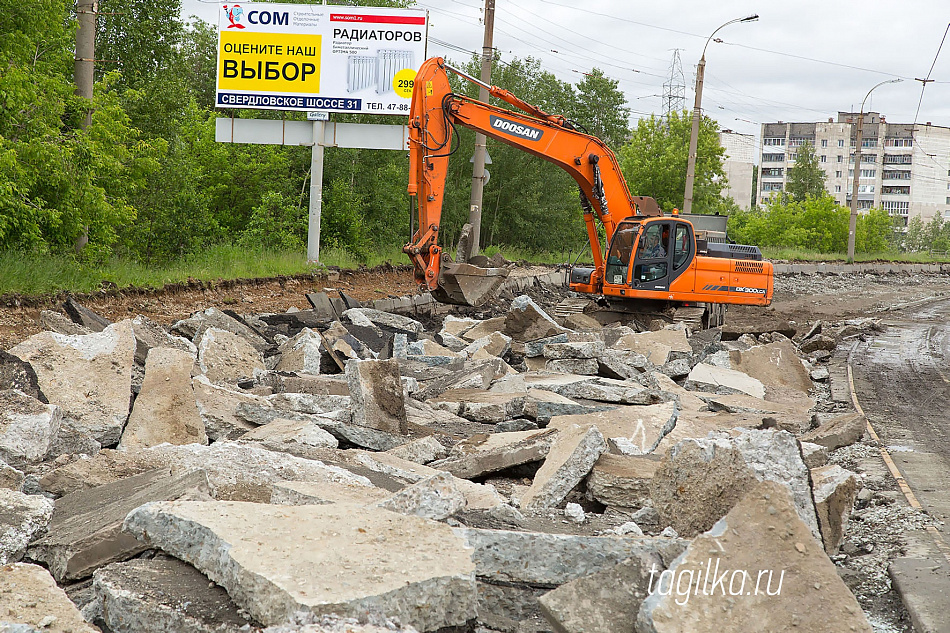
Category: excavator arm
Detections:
[{"x1": 405, "y1": 57, "x2": 648, "y2": 306}]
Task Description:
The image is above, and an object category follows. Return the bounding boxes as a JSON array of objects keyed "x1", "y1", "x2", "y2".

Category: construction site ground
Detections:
[{"x1": 5, "y1": 263, "x2": 950, "y2": 632}]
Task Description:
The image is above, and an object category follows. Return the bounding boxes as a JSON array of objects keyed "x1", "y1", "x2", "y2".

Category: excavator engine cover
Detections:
[{"x1": 433, "y1": 260, "x2": 509, "y2": 307}]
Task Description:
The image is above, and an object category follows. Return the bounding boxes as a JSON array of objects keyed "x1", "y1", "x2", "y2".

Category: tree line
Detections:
[{"x1": 0, "y1": 0, "x2": 911, "y2": 266}]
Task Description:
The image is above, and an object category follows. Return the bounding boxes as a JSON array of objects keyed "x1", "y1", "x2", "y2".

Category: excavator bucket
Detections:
[{"x1": 433, "y1": 261, "x2": 509, "y2": 306}]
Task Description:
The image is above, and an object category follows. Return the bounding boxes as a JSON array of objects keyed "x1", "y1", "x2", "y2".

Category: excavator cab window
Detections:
[
  {"x1": 633, "y1": 223, "x2": 670, "y2": 286},
  {"x1": 604, "y1": 223, "x2": 638, "y2": 285},
  {"x1": 673, "y1": 223, "x2": 692, "y2": 270}
]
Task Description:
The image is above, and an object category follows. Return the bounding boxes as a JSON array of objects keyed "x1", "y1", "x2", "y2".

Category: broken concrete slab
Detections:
[
  {"x1": 9, "y1": 321, "x2": 136, "y2": 446},
  {"x1": 274, "y1": 328, "x2": 324, "y2": 375},
  {"x1": 597, "y1": 348, "x2": 652, "y2": 380},
  {"x1": 39, "y1": 442, "x2": 371, "y2": 503},
  {"x1": 455, "y1": 527, "x2": 685, "y2": 586},
  {"x1": 460, "y1": 316, "x2": 507, "y2": 342},
  {"x1": 28, "y1": 468, "x2": 210, "y2": 581},
  {"x1": 63, "y1": 297, "x2": 112, "y2": 332},
  {"x1": 0, "y1": 462, "x2": 24, "y2": 491},
  {"x1": 0, "y1": 390, "x2": 61, "y2": 464},
  {"x1": 130, "y1": 315, "x2": 196, "y2": 366},
  {"x1": 538, "y1": 551, "x2": 664, "y2": 633},
  {"x1": 172, "y1": 307, "x2": 269, "y2": 353},
  {"x1": 377, "y1": 472, "x2": 465, "y2": 520},
  {"x1": 613, "y1": 330, "x2": 689, "y2": 366},
  {"x1": 197, "y1": 327, "x2": 266, "y2": 384},
  {"x1": 350, "y1": 451, "x2": 505, "y2": 511},
  {"x1": 811, "y1": 464, "x2": 859, "y2": 555},
  {"x1": 636, "y1": 481, "x2": 872, "y2": 633},
  {"x1": 0, "y1": 563, "x2": 99, "y2": 632},
  {"x1": 192, "y1": 375, "x2": 259, "y2": 441},
  {"x1": 271, "y1": 479, "x2": 391, "y2": 507},
  {"x1": 524, "y1": 334, "x2": 570, "y2": 358},
  {"x1": 505, "y1": 296, "x2": 570, "y2": 342},
  {"x1": 651, "y1": 429, "x2": 819, "y2": 539},
  {"x1": 413, "y1": 358, "x2": 509, "y2": 400},
  {"x1": 0, "y1": 351, "x2": 46, "y2": 404},
  {"x1": 587, "y1": 453, "x2": 660, "y2": 508},
  {"x1": 728, "y1": 339, "x2": 813, "y2": 396},
  {"x1": 542, "y1": 340, "x2": 605, "y2": 360},
  {"x1": 549, "y1": 401, "x2": 677, "y2": 456},
  {"x1": 523, "y1": 373, "x2": 662, "y2": 405},
  {"x1": 427, "y1": 389, "x2": 526, "y2": 424},
  {"x1": 800, "y1": 333, "x2": 837, "y2": 354},
  {"x1": 123, "y1": 500, "x2": 477, "y2": 629},
  {"x1": 684, "y1": 362, "x2": 766, "y2": 399},
  {"x1": 520, "y1": 424, "x2": 606, "y2": 511},
  {"x1": 345, "y1": 359, "x2": 407, "y2": 436},
  {"x1": 545, "y1": 358, "x2": 599, "y2": 375},
  {"x1": 800, "y1": 441, "x2": 829, "y2": 469},
  {"x1": 462, "y1": 331, "x2": 512, "y2": 360},
  {"x1": 240, "y1": 417, "x2": 339, "y2": 451},
  {"x1": 93, "y1": 554, "x2": 256, "y2": 633},
  {"x1": 343, "y1": 308, "x2": 423, "y2": 336},
  {"x1": 386, "y1": 436, "x2": 448, "y2": 464},
  {"x1": 800, "y1": 412, "x2": 866, "y2": 450},
  {"x1": 522, "y1": 389, "x2": 615, "y2": 425},
  {"x1": 39, "y1": 309, "x2": 92, "y2": 336},
  {"x1": 120, "y1": 347, "x2": 207, "y2": 449},
  {"x1": 440, "y1": 315, "x2": 481, "y2": 338},
  {"x1": 0, "y1": 489, "x2": 53, "y2": 564},
  {"x1": 431, "y1": 429, "x2": 558, "y2": 479}
]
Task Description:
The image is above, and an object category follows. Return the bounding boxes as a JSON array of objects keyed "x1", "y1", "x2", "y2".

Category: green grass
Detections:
[
  {"x1": 6, "y1": 242, "x2": 943, "y2": 298},
  {"x1": 760, "y1": 247, "x2": 950, "y2": 263}
]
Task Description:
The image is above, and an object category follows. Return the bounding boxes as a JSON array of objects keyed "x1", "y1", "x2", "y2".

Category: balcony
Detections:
[{"x1": 881, "y1": 186, "x2": 910, "y2": 195}]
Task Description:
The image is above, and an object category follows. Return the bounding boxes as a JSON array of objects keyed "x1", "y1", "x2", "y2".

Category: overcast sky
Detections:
[{"x1": 182, "y1": 0, "x2": 950, "y2": 142}]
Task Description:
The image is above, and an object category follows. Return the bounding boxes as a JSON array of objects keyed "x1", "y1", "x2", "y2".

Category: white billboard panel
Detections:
[{"x1": 216, "y1": 3, "x2": 427, "y2": 114}]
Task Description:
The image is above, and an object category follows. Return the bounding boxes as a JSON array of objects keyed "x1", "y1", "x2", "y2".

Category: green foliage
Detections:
[
  {"x1": 785, "y1": 142, "x2": 826, "y2": 202},
  {"x1": 730, "y1": 194, "x2": 897, "y2": 254},
  {"x1": 618, "y1": 110, "x2": 729, "y2": 213},
  {"x1": 903, "y1": 213, "x2": 950, "y2": 253},
  {"x1": 572, "y1": 69, "x2": 631, "y2": 149},
  {"x1": 238, "y1": 192, "x2": 306, "y2": 251}
]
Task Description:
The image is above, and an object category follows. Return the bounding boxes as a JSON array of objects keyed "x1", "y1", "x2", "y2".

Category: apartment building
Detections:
[
  {"x1": 720, "y1": 130, "x2": 755, "y2": 211},
  {"x1": 757, "y1": 112, "x2": 950, "y2": 225}
]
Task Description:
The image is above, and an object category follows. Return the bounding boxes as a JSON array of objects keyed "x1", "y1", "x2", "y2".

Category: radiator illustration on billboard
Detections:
[{"x1": 346, "y1": 50, "x2": 414, "y2": 94}]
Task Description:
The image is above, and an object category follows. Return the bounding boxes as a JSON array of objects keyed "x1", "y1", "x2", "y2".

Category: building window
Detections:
[
  {"x1": 762, "y1": 153, "x2": 785, "y2": 162},
  {"x1": 788, "y1": 137, "x2": 812, "y2": 147},
  {"x1": 820, "y1": 155, "x2": 827, "y2": 163},
  {"x1": 883, "y1": 170, "x2": 911, "y2": 180},
  {"x1": 883, "y1": 154, "x2": 913, "y2": 165},
  {"x1": 883, "y1": 200, "x2": 909, "y2": 215},
  {"x1": 838, "y1": 139, "x2": 845, "y2": 147},
  {"x1": 835, "y1": 185, "x2": 841, "y2": 192},
  {"x1": 857, "y1": 185, "x2": 875, "y2": 194},
  {"x1": 763, "y1": 138, "x2": 785, "y2": 146},
  {"x1": 761, "y1": 168, "x2": 784, "y2": 177},
  {"x1": 848, "y1": 169, "x2": 877, "y2": 179},
  {"x1": 837, "y1": 155, "x2": 843, "y2": 162},
  {"x1": 885, "y1": 138, "x2": 912, "y2": 147},
  {"x1": 821, "y1": 139, "x2": 828, "y2": 147},
  {"x1": 762, "y1": 182, "x2": 784, "y2": 192},
  {"x1": 835, "y1": 171, "x2": 842, "y2": 178},
  {"x1": 882, "y1": 186, "x2": 909, "y2": 195},
  {"x1": 861, "y1": 138, "x2": 878, "y2": 148}
]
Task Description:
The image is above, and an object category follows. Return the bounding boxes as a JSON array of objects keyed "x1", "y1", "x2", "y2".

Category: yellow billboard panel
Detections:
[{"x1": 218, "y1": 31, "x2": 322, "y2": 94}]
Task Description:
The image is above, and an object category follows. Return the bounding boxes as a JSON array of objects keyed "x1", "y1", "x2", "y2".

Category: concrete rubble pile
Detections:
[{"x1": 0, "y1": 287, "x2": 878, "y2": 632}]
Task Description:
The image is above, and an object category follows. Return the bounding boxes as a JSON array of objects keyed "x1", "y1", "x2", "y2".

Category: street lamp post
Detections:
[
  {"x1": 683, "y1": 14, "x2": 758, "y2": 215},
  {"x1": 847, "y1": 78, "x2": 902, "y2": 262}
]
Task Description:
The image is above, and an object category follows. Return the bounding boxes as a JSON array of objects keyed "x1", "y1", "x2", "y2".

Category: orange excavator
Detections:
[{"x1": 405, "y1": 57, "x2": 772, "y2": 327}]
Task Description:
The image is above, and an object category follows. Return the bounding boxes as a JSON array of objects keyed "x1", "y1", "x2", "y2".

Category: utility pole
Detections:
[
  {"x1": 467, "y1": 0, "x2": 495, "y2": 259},
  {"x1": 74, "y1": 0, "x2": 96, "y2": 129}
]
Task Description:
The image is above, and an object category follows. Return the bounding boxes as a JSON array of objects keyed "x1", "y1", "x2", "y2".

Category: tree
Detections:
[
  {"x1": 618, "y1": 110, "x2": 729, "y2": 213},
  {"x1": 785, "y1": 142, "x2": 826, "y2": 202},
  {"x1": 571, "y1": 69, "x2": 630, "y2": 149}
]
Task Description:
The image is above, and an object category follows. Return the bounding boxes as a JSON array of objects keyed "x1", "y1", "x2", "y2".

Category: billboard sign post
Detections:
[{"x1": 216, "y1": 3, "x2": 427, "y2": 114}]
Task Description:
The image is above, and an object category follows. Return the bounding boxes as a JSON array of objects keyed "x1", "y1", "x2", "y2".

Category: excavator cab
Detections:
[{"x1": 600, "y1": 218, "x2": 695, "y2": 295}]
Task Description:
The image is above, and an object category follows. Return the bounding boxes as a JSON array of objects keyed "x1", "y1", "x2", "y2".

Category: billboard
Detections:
[{"x1": 216, "y1": 3, "x2": 427, "y2": 114}]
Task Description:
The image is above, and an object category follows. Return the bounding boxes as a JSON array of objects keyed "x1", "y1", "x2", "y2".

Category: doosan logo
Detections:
[{"x1": 489, "y1": 115, "x2": 543, "y2": 141}]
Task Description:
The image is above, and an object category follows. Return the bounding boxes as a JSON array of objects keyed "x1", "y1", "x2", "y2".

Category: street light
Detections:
[
  {"x1": 683, "y1": 14, "x2": 758, "y2": 215},
  {"x1": 846, "y1": 78, "x2": 902, "y2": 262}
]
